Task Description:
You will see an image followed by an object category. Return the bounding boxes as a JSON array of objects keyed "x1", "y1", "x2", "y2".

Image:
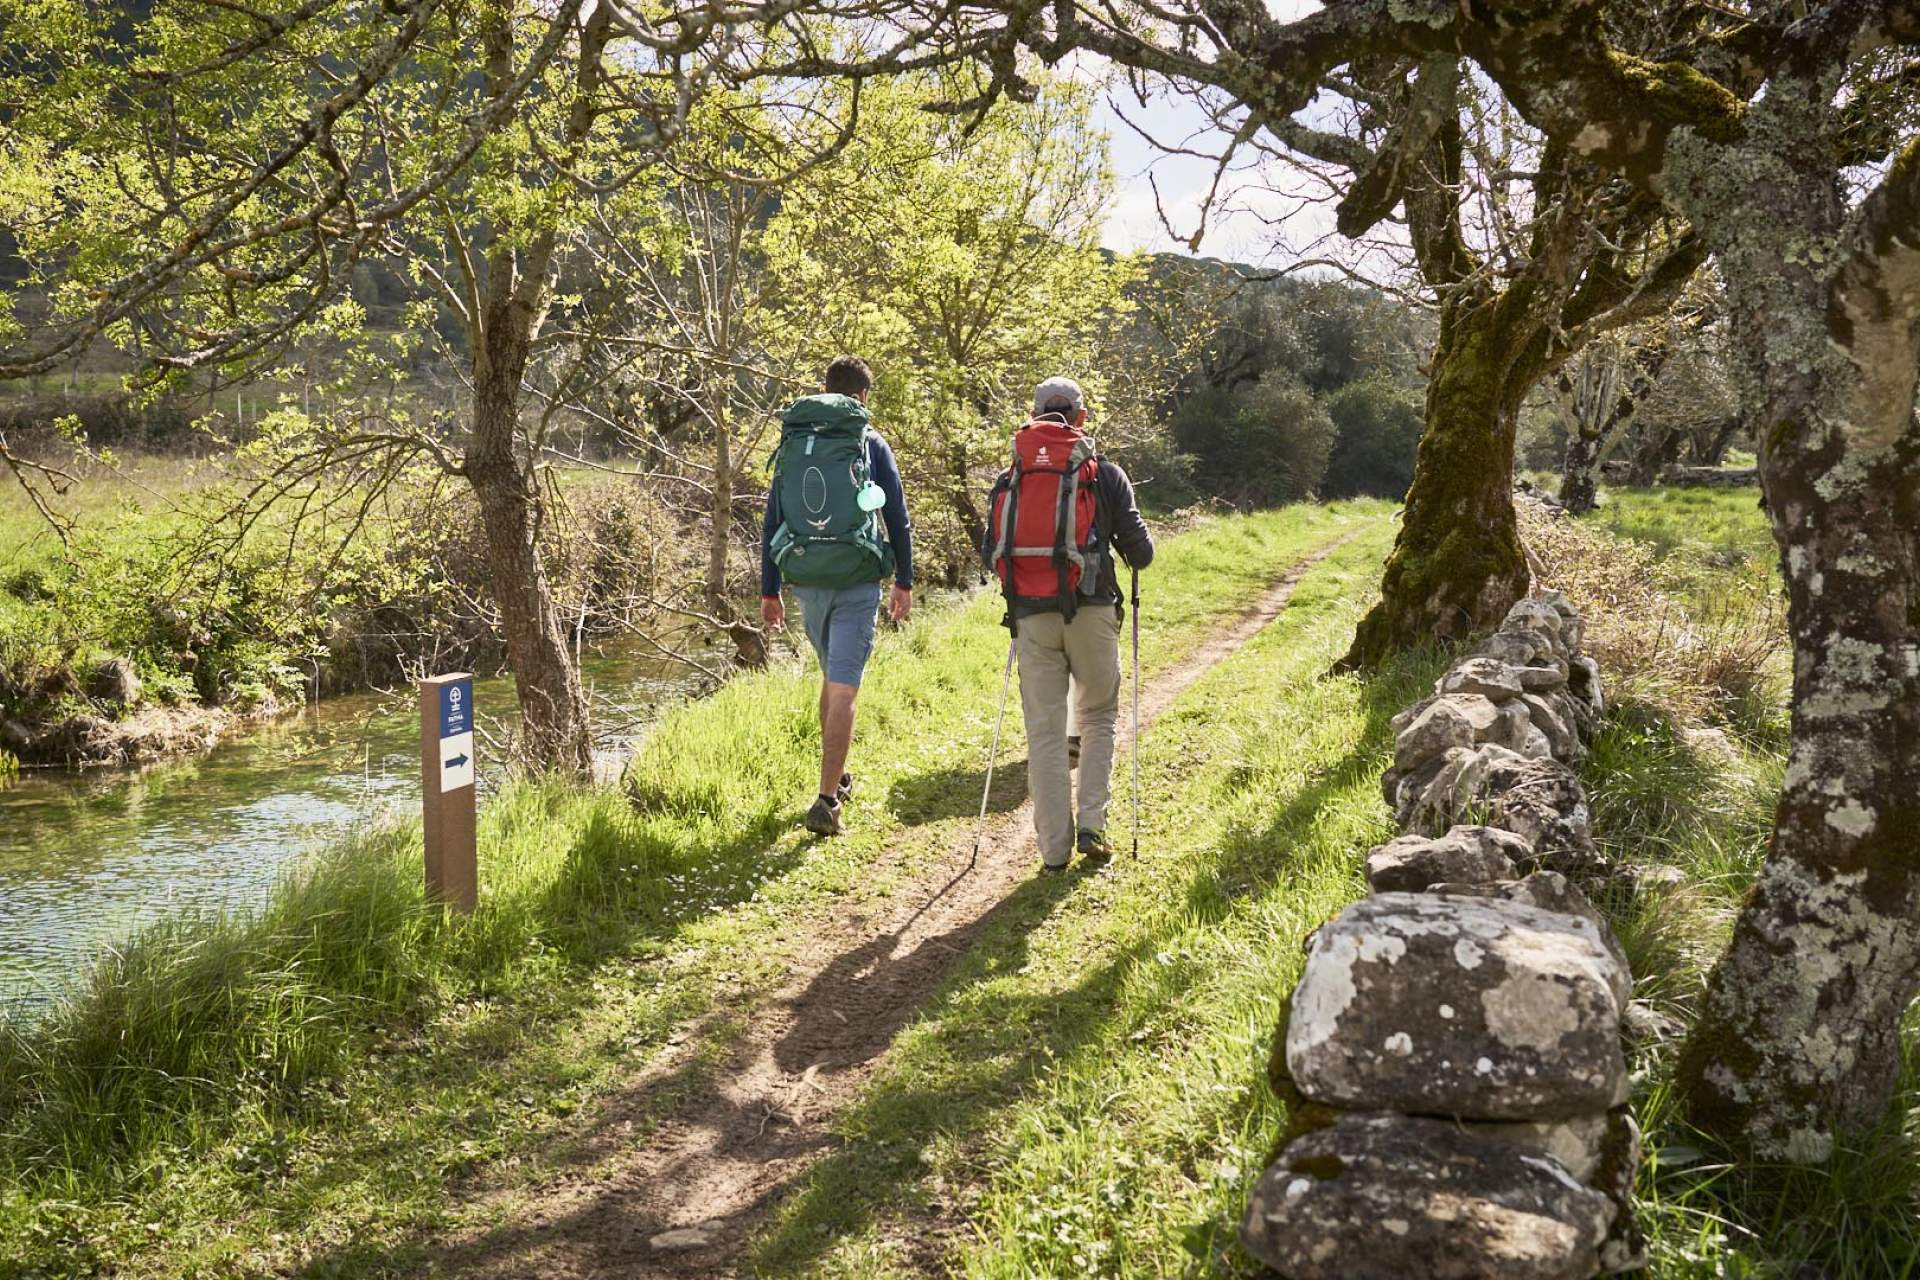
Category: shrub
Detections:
[
  {"x1": 1172, "y1": 373, "x2": 1334, "y2": 506},
  {"x1": 1321, "y1": 376, "x2": 1422, "y2": 499}
]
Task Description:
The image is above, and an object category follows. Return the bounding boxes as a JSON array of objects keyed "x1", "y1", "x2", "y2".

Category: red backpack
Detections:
[{"x1": 987, "y1": 418, "x2": 1103, "y2": 618}]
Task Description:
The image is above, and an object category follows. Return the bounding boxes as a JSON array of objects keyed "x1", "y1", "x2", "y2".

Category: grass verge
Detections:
[{"x1": 0, "y1": 499, "x2": 1389, "y2": 1279}]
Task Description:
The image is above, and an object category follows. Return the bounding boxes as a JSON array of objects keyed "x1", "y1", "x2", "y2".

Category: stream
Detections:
[{"x1": 0, "y1": 641, "x2": 709, "y2": 1002}]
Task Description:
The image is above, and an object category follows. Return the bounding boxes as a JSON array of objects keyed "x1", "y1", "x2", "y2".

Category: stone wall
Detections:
[{"x1": 1240, "y1": 594, "x2": 1643, "y2": 1280}]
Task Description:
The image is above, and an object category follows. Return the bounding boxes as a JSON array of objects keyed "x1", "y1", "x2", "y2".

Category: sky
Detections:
[{"x1": 1081, "y1": 2, "x2": 1343, "y2": 263}]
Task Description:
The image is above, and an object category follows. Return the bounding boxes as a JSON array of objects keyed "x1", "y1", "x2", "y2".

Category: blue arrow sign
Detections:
[{"x1": 446, "y1": 753, "x2": 469, "y2": 770}]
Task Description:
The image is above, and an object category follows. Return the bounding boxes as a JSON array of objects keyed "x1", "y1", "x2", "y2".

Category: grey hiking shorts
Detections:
[{"x1": 792, "y1": 581, "x2": 883, "y2": 687}]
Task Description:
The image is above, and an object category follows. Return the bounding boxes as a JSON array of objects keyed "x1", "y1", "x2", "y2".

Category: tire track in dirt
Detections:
[{"x1": 432, "y1": 528, "x2": 1366, "y2": 1279}]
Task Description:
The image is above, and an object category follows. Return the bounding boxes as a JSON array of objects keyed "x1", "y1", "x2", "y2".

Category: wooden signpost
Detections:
[{"x1": 420, "y1": 672, "x2": 477, "y2": 911}]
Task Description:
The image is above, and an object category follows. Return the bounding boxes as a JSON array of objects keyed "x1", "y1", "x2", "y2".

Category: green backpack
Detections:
[{"x1": 768, "y1": 394, "x2": 897, "y2": 589}]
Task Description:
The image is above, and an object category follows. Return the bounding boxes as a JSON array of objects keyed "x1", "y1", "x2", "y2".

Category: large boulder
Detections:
[
  {"x1": 1364, "y1": 826, "x2": 1531, "y2": 894},
  {"x1": 1486, "y1": 758, "x2": 1599, "y2": 868},
  {"x1": 1285, "y1": 893, "x2": 1628, "y2": 1120},
  {"x1": 1398, "y1": 743, "x2": 1526, "y2": 834},
  {"x1": 1569, "y1": 655, "x2": 1605, "y2": 714},
  {"x1": 1468, "y1": 1112, "x2": 1611, "y2": 1183},
  {"x1": 1241, "y1": 1114, "x2": 1615, "y2": 1280},
  {"x1": 1382, "y1": 746, "x2": 1468, "y2": 819},
  {"x1": 1475, "y1": 627, "x2": 1557, "y2": 669},
  {"x1": 1413, "y1": 747, "x2": 1598, "y2": 867},
  {"x1": 1520, "y1": 692, "x2": 1582, "y2": 763},
  {"x1": 1504, "y1": 598, "x2": 1572, "y2": 654},
  {"x1": 1517, "y1": 658, "x2": 1571, "y2": 693},
  {"x1": 1491, "y1": 699, "x2": 1536, "y2": 753},
  {"x1": 1390, "y1": 695, "x2": 1439, "y2": 737}
]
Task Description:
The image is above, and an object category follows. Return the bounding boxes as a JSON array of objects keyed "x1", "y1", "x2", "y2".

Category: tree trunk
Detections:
[
  {"x1": 706, "y1": 429, "x2": 765, "y2": 668},
  {"x1": 452, "y1": 3, "x2": 609, "y2": 776},
  {"x1": 1559, "y1": 427, "x2": 1602, "y2": 515},
  {"x1": 1340, "y1": 296, "x2": 1536, "y2": 669},
  {"x1": 1673, "y1": 89, "x2": 1920, "y2": 1161},
  {"x1": 1625, "y1": 421, "x2": 1683, "y2": 486},
  {"x1": 467, "y1": 376, "x2": 594, "y2": 775},
  {"x1": 1676, "y1": 372, "x2": 1920, "y2": 1161}
]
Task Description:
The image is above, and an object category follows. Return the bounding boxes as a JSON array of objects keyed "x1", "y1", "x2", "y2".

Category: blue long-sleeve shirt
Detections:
[{"x1": 762, "y1": 431, "x2": 913, "y2": 596}]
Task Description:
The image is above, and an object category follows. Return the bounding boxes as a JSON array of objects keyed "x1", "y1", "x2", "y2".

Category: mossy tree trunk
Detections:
[
  {"x1": 1340, "y1": 293, "x2": 1539, "y2": 668},
  {"x1": 1332, "y1": 62, "x2": 1699, "y2": 670},
  {"x1": 1672, "y1": 81, "x2": 1920, "y2": 1161},
  {"x1": 468, "y1": 373, "x2": 595, "y2": 776}
]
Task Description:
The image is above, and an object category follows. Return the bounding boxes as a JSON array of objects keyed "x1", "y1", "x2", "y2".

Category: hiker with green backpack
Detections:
[{"x1": 761, "y1": 356, "x2": 914, "y2": 838}]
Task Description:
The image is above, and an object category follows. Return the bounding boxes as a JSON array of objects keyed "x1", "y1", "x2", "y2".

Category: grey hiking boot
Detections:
[
  {"x1": 1076, "y1": 828, "x2": 1115, "y2": 866},
  {"x1": 836, "y1": 772, "x2": 854, "y2": 804},
  {"x1": 804, "y1": 794, "x2": 844, "y2": 837}
]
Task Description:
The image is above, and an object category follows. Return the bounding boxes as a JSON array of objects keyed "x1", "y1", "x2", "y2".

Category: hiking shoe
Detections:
[
  {"x1": 1076, "y1": 828, "x2": 1115, "y2": 866},
  {"x1": 1067, "y1": 735, "x2": 1081, "y2": 766},
  {"x1": 804, "y1": 794, "x2": 844, "y2": 837},
  {"x1": 836, "y1": 772, "x2": 854, "y2": 804},
  {"x1": 1039, "y1": 859, "x2": 1071, "y2": 876}
]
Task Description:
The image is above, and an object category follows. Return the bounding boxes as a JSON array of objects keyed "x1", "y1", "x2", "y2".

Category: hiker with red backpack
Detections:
[
  {"x1": 984, "y1": 376, "x2": 1153, "y2": 873},
  {"x1": 761, "y1": 356, "x2": 914, "y2": 838}
]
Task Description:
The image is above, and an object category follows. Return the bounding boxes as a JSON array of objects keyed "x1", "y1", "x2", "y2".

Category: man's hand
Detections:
[
  {"x1": 761, "y1": 594, "x2": 785, "y2": 631},
  {"x1": 889, "y1": 585, "x2": 913, "y2": 624}
]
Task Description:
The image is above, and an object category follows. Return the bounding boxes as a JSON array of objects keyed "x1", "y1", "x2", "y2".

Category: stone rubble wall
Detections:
[{"x1": 1240, "y1": 593, "x2": 1644, "y2": 1280}]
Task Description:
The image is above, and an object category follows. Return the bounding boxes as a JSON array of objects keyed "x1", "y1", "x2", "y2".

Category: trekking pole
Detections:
[
  {"x1": 972, "y1": 637, "x2": 1017, "y2": 872},
  {"x1": 1130, "y1": 566, "x2": 1142, "y2": 858}
]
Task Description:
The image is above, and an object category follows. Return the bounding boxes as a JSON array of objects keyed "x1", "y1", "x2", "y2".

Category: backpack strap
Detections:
[
  {"x1": 1049, "y1": 436, "x2": 1095, "y2": 621},
  {"x1": 994, "y1": 448, "x2": 1023, "y2": 632}
]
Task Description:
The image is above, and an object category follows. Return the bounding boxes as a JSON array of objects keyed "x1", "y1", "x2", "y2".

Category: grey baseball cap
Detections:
[{"x1": 1032, "y1": 375, "x2": 1086, "y2": 413}]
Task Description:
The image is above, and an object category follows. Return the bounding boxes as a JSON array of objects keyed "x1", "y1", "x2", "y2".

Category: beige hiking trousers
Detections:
[{"x1": 1014, "y1": 606, "x2": 1122, "y2": 867}]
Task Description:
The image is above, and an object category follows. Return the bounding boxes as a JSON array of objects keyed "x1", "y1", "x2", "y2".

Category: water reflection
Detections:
[{"x1": 0, "y1": 643, "x2": 703, "y2": 998}]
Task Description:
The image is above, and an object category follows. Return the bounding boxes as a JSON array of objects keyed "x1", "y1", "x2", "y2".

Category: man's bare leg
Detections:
[{"x1": 820, "y1": 680, "x2": 858, "y2": 798}]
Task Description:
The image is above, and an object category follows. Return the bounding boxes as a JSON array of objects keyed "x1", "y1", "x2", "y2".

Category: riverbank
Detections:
[
  {"x1": 0, "y1": 638, "x2": 703, "y2": 999},
  {"x1": 0, "y1": 450, "x2": 689, "y2": 768},
  {"x1": 0, "y1": 501, "x2": 1392, "y2": 1278}
]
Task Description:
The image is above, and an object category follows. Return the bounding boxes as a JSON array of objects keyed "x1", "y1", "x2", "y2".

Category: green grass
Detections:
[
  {"x1": 0, "y1": 499, "x2": 1391, "y2": 1278},
  {"x1": 1553, "y1": 486, "x2": 1920, "y2": 1274},
  {"x1": 737, "y1": 488, "x2": 1914, "y2": 1278},
  {"x1": 1582, "y1": 485, "x2": 1778, "y2": 605},
  {"x1": 0, "y1": 450, "x2": 676, "y2": 731}
]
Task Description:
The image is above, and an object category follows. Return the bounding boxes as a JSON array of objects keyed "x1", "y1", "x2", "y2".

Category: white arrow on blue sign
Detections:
[{"x1": 439, "y1": 678, "x2": 475, "y2": 792}]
